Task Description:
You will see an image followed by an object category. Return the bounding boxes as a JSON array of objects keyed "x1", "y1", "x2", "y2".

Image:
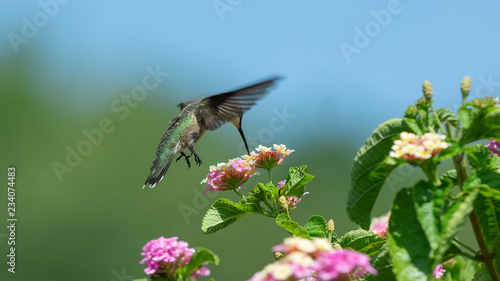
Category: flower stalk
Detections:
[{"x1": 452, "y1": 145, "x2": 500, "y2": 281}]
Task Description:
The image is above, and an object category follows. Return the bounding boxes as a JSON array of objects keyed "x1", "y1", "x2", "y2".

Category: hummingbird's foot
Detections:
[
  {"x1": 176, "y1": 152, "x2": 192, "y2": 168},
  {"x1": 188, "y1": 148, "x2": 203, "y2": 166}
]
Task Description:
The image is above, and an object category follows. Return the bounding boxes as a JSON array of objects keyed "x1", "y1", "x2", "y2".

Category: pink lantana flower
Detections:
[
  {"x1": 272, "y1": 237, "x2": 334, "y2": 259},
  {"x1": 251, "y1": 238, "x2": 377, "y2": 281},
  {"x1": 250, "y1": 238, "x2": 332, "y2": 281},
  {"x1": 244, "y1": 144, "x2": 294, "y2": 170},
  {"x1": 140, "y1": 236, "x2": 210, "y2": 279},
  {"x1": 433, "y1": 264, "x2": 446, "y2": 279},
  {"x1": 201, "y1": 158, "x2": 258, "y2": 194},
  {"x1": 313, "y1": 249, "x2": 378, "y2": 281},
  {"x1": 486, "y1": 140, "x2": 500, "y2": 157},
  {"x1": 248, "y1": 251, "x2": 315, "y2": 281},
  {"x1": 369, "y1": 212, "x2": 390, "y2": 237}
]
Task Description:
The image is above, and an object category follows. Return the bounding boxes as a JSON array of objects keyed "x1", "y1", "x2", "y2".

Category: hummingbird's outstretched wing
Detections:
[{"x1": 197, "y1": 76, "x2": 283, "y2": 153}]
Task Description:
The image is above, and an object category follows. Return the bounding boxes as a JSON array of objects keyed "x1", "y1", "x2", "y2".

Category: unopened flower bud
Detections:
[
  {"x1": 333, "y1": 243, "x2": 342, "y2": 250},
  {"x1": 405, "y1": 105, "x2": 418, "y2": 118},
  {"x1": 423, "y1": 80, "x2": 433, "y2": 99},
  {"x1": 415, "y1": 97, "x2": 430, "y2": 109},
  {"x1": 461, "y1": 76, "x2": 471, "y2": 99},
  {"x1": 327, "y1": 219, "x2": 335, "y2": 232},
  {"x1": 279, "y1": 196, "x2": 288, "y2": 211},
  {"x1": 273, "y1": 251, "x2": 284, "y2": 260},
  {"x1": 472, "y1": 97, "x2": 498, "y2": 108}
]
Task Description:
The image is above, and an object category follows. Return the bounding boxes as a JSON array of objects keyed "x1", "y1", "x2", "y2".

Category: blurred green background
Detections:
[{"x1": 2, "y1": 1, "x2": 499, "y2": 280}]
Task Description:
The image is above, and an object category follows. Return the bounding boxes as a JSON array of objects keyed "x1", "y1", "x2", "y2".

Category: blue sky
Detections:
[{"x1": 2, "y1": 0, "x2": 500, "y2": 140}]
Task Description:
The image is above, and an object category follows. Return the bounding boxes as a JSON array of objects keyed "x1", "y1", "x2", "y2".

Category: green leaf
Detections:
[
  {"x1": 460, "y1": 106, "x2": 500, "y2": 143},
  {"x1": 412, "y1": 181, "x2": 441, "y2": 251},
  {"x1": 251, "y1": 182, "x2": 275, "y2": 201},
  {"x1": 339, "y1": 229, "x2": 385, "y2": 256},
  {"x1": 477, "y1": 185, "x2": 500, "y2": 201},
  {"x1": 388, "y1": 188, "x2": 432, "y2": 281},
  {"x1": 404, "y1": 117, "x2": 423, "y2": 135},
  {"x1": 467, "y1": 144, "x2": 500, "y2": 171},
  {"x1": 474, "y1": 190, "x2": 500, "y2": 252},
  {"x1": 442, "y1": 169, "x2": 457, "y2": 186},
  {"x1": 444, "y1": 257, "x2": 482, "y2": 281},
  {"x1": 431, "y1": 108, "x2": 459, "y2": 131},
  {"x1": 330, "y1": 232, "x2": 340, "y2": 245},
  {"x1": 282, "y1": 165, "x2": 314, "y2": 198},
  {"x1": 348, "y1": 118, "x2": 410, "y2": 229},
  {"x1": 176, "y1": 247, "x2": 219, "y2": 279},
  {"x1": 458, "y1": 107, "x2": 472, "y2": 128},
  {"x1": 472, "y1": 268, "x2": 493, "y2": 281},
  {"x1": 464, "y1": 170, "x2": 500, "y2": 199},
  {"x1": 418, "y1": 108, "x2": 429, "y2": 128},
  {"x1": 202, "y1": 198, "x2": 260, "y2": 234},
  {"x1": 387, "y1": 177, "x2": 478, "y2": 281},
  {"x1": 239, "y1": 194, "x2": 261, "y2": 206},
  {"x1": 303, "y1": 215, "x2": 327, "y2": 238},
  {"x1": 132, "y1": 279, "x2": 148, "y2": 281},
  {"x1": 360, "y1": 244, "x2": 396, "y2": 281},
  {"x1": 433, "y1": 140, "x2": 463, "y2": 162},
  {"x1": 438, "y1": 188, "x2": 478, "y2": 258},
  {"x1": 276, "y1": 213, "x2": 310, "y2": 238}
]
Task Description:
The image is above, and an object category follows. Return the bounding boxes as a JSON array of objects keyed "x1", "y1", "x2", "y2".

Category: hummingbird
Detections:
[{"x1": 143, "y1": 76, "x2": 283, "y2": 188}]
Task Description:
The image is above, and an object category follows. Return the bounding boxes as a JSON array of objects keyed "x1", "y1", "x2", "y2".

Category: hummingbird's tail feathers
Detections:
[{"x1": 143, "y1": 152, "x2": 175, "y2": 188}]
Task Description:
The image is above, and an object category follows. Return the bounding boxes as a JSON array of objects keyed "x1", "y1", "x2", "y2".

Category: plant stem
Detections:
[
  {"x1": 445, "y1": 122, "x2": 455, "y2": 140},
  {"x1": 421, "y1": 163, "x2": 441, "y2": 187},
  {"x1": 431, "y1": 103, "x2": 447, "y2": 136},
  {"x1": 455, "y1": 252, "x2": 480, "y2": 262},
  {"x1": 257, "y1": 212, "x2": 277, "y2": 218},
  {"x1": 453, "y1": 238, "x2": 479, "y2": 255},
  {"x1": 263, "y1": 197, "x2": 277, "y2": 216},
  {"x1": 470, "y1": 209, "x2": 500, "y2": 281},
  {"x1": 453, "y1": 154, "x2": 466, "y2": 192},
  {"x1": 268, "y1": 168, "x2": 272, "y2": 183},
  {"x1": 453, "y1": 153, "x2": 500, "y2": 280},
  {"x1": 233, "y1": 189, "x2": 243, "y2": 198}
]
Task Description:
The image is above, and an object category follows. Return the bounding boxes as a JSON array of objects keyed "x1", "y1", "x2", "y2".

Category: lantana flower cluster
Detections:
[
  {"x1": 202, "y1": 144, "x2": 294, "y2": 194},
  {"x1": 201, "y1": 158, "x2": 258, "y2": 194},
  {"x1": 390, "y1": 132, "x2": 449, "y2": 161},
  {"x1": 487, "y1": 140, "x2": 500, "y2": 157},
  {"x1": 140, "y1": 236, "x2": 210, "y2": 279},
  {"x1": 248, "y1": 237, "x2": 377, "y2": 281},
  {"x1": 244, "y1": 144, "x2": 294, "y2": 170}
]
